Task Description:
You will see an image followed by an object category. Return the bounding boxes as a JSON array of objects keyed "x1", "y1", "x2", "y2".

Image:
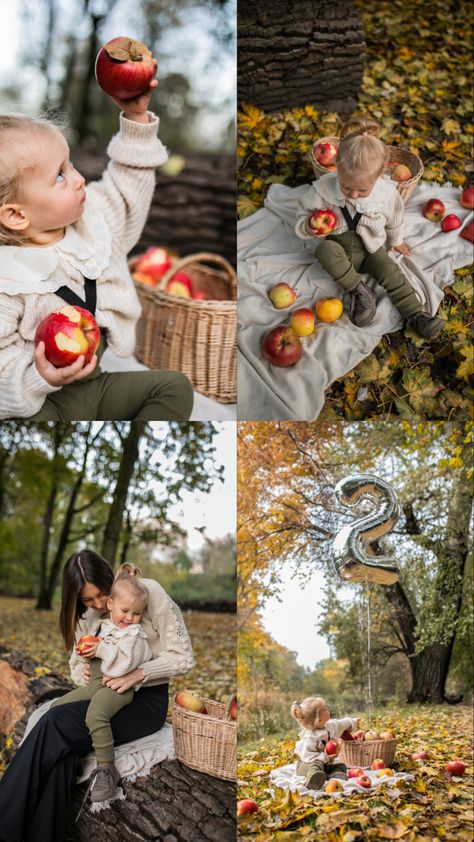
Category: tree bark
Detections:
[
  {"x1": 100, "y1": 422, "x2": 145, "y2": 567},
  {"x1": 36, "y1": 424, "x2": 65, "y2": 609},
  {"x1": 238, "y1": 0, "x2": 366, "y2": 113}
]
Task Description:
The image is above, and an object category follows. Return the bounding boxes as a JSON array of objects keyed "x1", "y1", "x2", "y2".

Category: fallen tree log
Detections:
[{"x1": 0, "y1": 648, "x2": 236, "y2": 842}]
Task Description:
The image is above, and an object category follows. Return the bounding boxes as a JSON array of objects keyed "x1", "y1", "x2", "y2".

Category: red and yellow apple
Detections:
[
  {"x1": 353, "y1": 730, "x2": 364, "y2": 741},
  {"x1": 391, "y1": 164, "x2": 412, "y2": 183},
  {"x1": 348, "y1": 767, "x2": 364, "y2": 778},
  {"x1": 262, "y1": 325, "x2": 302, "y2": 367},
  {"x1": 35, "y1": 305, "x2": 100, "y2": 368},
  {"x1": 175, "y1": 690, "x2": 206, "y2": 714},
  {"x1": 446, "y1": 760, "x2": 465, "y2": 776},
  {"x1": 441, "y1": 213, "x2": 462, "y2": 232},
  {"x1": 166, "y1": 271, "x2": 194, "y2": 298},
  {"x1": 341, "y1": 730, "x2": 354, "y2": 741},
  {"x1": 460, "y1": 186, "x2": 474, "y2": 209},
  {"x1": 290, "y1": 308, "x2": 315, "y2": 336},
  {"x1": 315, "y1": 297, "x2": 344, "y2": 323},
  {"x1": 95, "y1": 37, "x2": 155, "y2": 99},
  {"x1": 363, "y1": 729, "x2": 380, "y2": 741},
  {"x1": 237, "y1": 799, "x2": 259, "y2": 816},
  {"x1": 135, "y1": 247, "x2": 173, "y2": 281},
  {"x1": 379, "y1": 730, "x2": 396, "y2": 741},
  {"x1": 412, "y1": 751, "x2": 428, "y2": 761},
  {"x1": 422, "y1": 199, "x2": 445, "y2": 222},
  {"x1": 229, "y1": 698, "x2": 238, "y2": 721},
  {"x1": 315, "y1": 142, "x2": 338, "y2": 168},
  {"x1": 325, "y1": 740, "x2": 339, "y2": 756},
  {"x1": 355, "y1": 774, "x2": 372, "y2": 789},
  {"x1": 377, "y1": 768, "x2": 394, "y2": 777},
  {"x1": 324, "y1": 778, "x2": 344, "y2": 793},
  {"x1": 371, "y1": 759, "x2": 385, "y2": 770},
  {"x1": 268, "y1": 283, "x2": 297, "y2": 309},
  {"x1": 308, "y1": 208, "x2": 338, "y2": 235},
  {"x1": 77, "y1": 635, "x2": 100, "y2": 654},
  {"x1": 132, "y1": 270, "x2": 158, "y2": 288}
]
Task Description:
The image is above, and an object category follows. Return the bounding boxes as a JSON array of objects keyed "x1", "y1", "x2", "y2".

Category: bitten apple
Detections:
[
  {"x1": 261, "y1": 325, "x2": 302, "y2": 367},
  {"x1": 290, "y1": 308, "x2": 315, "y2": 336},
  {"x1": 325, "y1": 740, "x2": 339, "y2": 756},
  {"x1": 77, "y1": 635, "x2": 100, "y2": 653},
  {"x1": 441, "y1": 213, "x2": 462, "y2": 232},
  {"x1": 391, "y1": 164, "x2": 412, "y2": 182},
  {"x1": 35, "y1": 305, "x2": 100, "y2": 368},
  {"x1": 355, "y1": 775, "x2": 372, "y2": 789},
  {"x1": 237, "y1": 799, "x2": 259, "y2": 816},
  {"x1": 315, "y1": 142, "x2": 338, "y2": 168},
  {"x1": 371, "y1": 759, "x2": 385, "y2": 770},
  {"x1": 308, "y1": 209, "x2": 338, "y2": 235},
  {"x1": 135, "y1": 247, "x2": 173, "y2": 281},
  {"x1": 460, "y1": 186, "x2": 474, "y2": 209},
  {"x1": 446, "y1": 760, "x2": 465, "y2": 776},
  {"x1": 324, "y1": 778, "x2": 344, "y2": 793},
  {"x1": 95, "y1": 37, "x2": 155, "y2": 99},
  {"x1": 348, "y1": 767, "x2": 364, "y2": 778},
  {"x1": 269, "y1": 283, "x2": 297, "y2": 309},
  {"x1": 314, "y1": 297, "x2": 344, "y2": 323},
  {"x1": 175, "y1": 690, "x2": 206, "y2": 713},
  {"x1": 423, "y1": 199, "x2": 445, "y2": 222}
]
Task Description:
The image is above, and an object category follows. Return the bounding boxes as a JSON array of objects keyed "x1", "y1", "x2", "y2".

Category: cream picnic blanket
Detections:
[
  {"x1": 269, "y1": 762, "x2": 415, "y2": 799},
  {"x1": 238, "y1": 180, "x2": 473, "y2": 420}
]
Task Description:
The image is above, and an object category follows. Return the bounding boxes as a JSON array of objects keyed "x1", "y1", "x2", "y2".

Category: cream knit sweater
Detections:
[
  {"x1": 69, "y1": 578, "x2": 195, "y2": 689},
  {"x1": 295, "y1": 172, "x2": 405, "y2": 253},
  {"x1": 94, "y1": 619, "x2": 150, "y2": 679},
  {"x1": 0, "y1": 112, "x2": 168, "y2": 419}
]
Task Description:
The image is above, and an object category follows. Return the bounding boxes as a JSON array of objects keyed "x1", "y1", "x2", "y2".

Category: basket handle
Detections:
[{"x1": 157, "y1": 252, "x2": 237, "y2": 291}]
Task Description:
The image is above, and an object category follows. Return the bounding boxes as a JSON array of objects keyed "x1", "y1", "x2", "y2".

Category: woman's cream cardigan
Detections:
[{"x1": 69, "y1": 578, "x2": 195, "y2": 689}]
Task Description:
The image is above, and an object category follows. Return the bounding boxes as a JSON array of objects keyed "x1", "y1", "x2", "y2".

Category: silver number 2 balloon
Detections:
[{"x1": 333, "y1": 474, "x2": 401, "y2": 585}]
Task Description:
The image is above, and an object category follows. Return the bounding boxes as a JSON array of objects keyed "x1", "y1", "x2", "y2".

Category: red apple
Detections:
[
  {"x1": 324, "y1": 778, "x2": 344, "y2": 793},
  {"x1": 412, "y1": 751, "x2": 428, "y2": 761},
  {"x1": 77, "y1": 635, "x2": 100, "y2": 654},
  {"x1": 441, "y1": 213, "x2": 462, "y2": 232},
  {"x1": 261, "y1": 325, "x2": 302, "y2": 367},
  {"x1": 166, "y1": 279, "x2": 192, "y2": 298},
  {"x1": 348, "y1": 767, "x2": 364, "y2": 778},
  {"x1": 175, "y1": 690, "x2": 206, "y2": 713},
  {"x1": 229, "y1": 698, "x2": 237, "y2": 721},
  {"x1": 192, "y1": 290, "x2": 207, "y2": 300},
  {"x1": 315, "y1": 142, "x2": 338, "y2": 168},
  {"x1": 95, "y1": 37, "x2": 155, "y2": 99},
  {"x1": 237, "y1": 799, "x2": 259, "y2": 816},
  {"x1": 35, "y1": 305, "x2": 100, "y2": 368},
  {"x1": 353, "y1": 731, "x2": 364, "y2": 741},
  {"x1": 290, "y1": 308, "x2": 315, "y2": 337},
  {"x1": 132, "y1": 270, "x2": 158, "y2": 288},
  {"x1": 355, "y1": 775, "x2": 372, "y2": 789},
  {"x1": 341, "y1": 730, "x2": 354, "y2": 741},
  {"x1": 446, "y1": 760, "x2": 466, "y2": 776},
  {"x1": 391, "y1": 164, "x2": 412, "y2": 183},
  {"x1": 371, "y1": 758, "x2": 385, "y2": 770},
  {"x1": 308, "y1": 208, "x2": 338, "y2": 235},
  {"x1": 135, "y1": 247, "x2": 173, "y2": 281},
  {"x1": 422, "y1": 199, "x2": 445, "y2": 222},
  {"x1": 460, "y1": 186, "x2": 474, "y2": 209},
  {"x1": 268, "y1": 283, "x2": 297, "y2": 309},
  {"x1": 325, "y1": 740, "x2": 339, "y2": 756}
]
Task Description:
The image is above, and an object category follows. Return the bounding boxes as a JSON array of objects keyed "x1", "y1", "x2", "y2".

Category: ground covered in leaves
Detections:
[
  {"x1": 238, "y1": 705, "x2": 473, "y2": 841},
  {"x1": 237, "y1": 0, "x2": 473, "y2": 420}
]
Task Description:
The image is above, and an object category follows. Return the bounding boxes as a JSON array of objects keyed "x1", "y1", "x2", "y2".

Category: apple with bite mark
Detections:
[
  {"x1": 95, "y1": 37, "x2": 155, "y2": 99},
  {"x1": 412, "y1": 751, "x2": 428, "y2": 761},
  {"x1": 290, "y1": 308, "x2": 315, "y2": 337},
  {"x1": 355, "y1": 775, "x2": 372, "y2": 789},
  {"x1": 135, "y1": 247, "x2": 173, "y2": 281},
  {"x1": 315, "y1": 142, "x2": 338, "y2": 168},
  {"x1": 262, "y1": 325, "x2": 302, "y2": 367},
  {"x1": 460, "y1": 186, "x2": 474, "y2": 209},
  {"x1": 77, "y1": 635, "x2": 100, "y2": 654},
  {"x1": 371, "y1": 759, "x2": 385, "y2": 770},
  {"x1": 324, "y1": 778, "x2": 344, "y2": 793},
  {"x1": 391, "y1": 164, "x2": 412, "y2": 182},
  {"x1": 35, "y1": 305, "x2": 100, "y2": 368},
  {"x1": 268, "y1": 283, "x2": 297, "y2": 309},
  {"x1": 175, "y1": 690, "x2": 206, "y2": 713},
  {"x1": 441, "y1": 213, "x2": 462, "y2": 232},
  {"x1": 308, "y1": 208, "x2": 338, "y2": 235},
  {"x1": 348, "y1": 767, "x2": 364, "y2": 778},
  {"x1": 446, "y1": 760, "x2": 465, "y2": 776},
  {"x1": 423, "y1": 199, "x2": 445, "y2": 222},
  {"x1": 325, "y1": 740, "x2": 339, "y2": 756},
  {"x1": 237, "y1": 799, "x2": 259, "y2": 816}
]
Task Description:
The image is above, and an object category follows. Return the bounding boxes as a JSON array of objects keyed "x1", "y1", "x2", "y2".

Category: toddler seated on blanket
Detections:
[
  {"x1": 290, "y1": 696, "x2": 359, "y2": 790},
  {"x1": 51, "y1": 569, "x2": 150, "y2": 803},
  {"x1": 295, "y1": 116, "x2": 444, "y2": 340}
]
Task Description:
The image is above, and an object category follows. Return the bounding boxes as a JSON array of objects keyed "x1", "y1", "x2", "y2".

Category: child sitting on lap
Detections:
[
  {"x1": 295, "y1": 116, "x2": 444, "y2": 340},
  {"x1": 291, "y1": 696, "x2": 359, "y2": 790}
]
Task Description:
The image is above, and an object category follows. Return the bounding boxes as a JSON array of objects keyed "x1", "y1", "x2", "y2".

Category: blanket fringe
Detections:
[
  {"x1": 88, "y1": 787, "x2": 126, "y2": 814},
  {"x1": 122, "y1": 750, "x2": 176, "y2": 783}
]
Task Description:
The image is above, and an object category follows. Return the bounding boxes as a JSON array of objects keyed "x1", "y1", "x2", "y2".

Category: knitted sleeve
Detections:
[
  {"x1": 85, "y1": 112, "x2": 169, "y2": 255},
  {"x1": 139, "y1": 583, "x2": 195, "y2": 684},
  {"x1": 68, "y1": 615, "x2": 91, "y2": 687},
  {"x1": 96, "y1": 634, "x2": 151, "y2": 678},
  {"x1": 327, "y1": 717, "x2": 359, "y2": 739},
  {"x1": 0, "y1": 294, "x2": 60, "y2": 420},
  {"x1": 385, "y1": 189, "x2": 405, "y2": 247}
]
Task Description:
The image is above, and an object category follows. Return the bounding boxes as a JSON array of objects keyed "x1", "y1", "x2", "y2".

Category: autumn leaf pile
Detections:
[
  {"x1": 238, "y1": 706, "x2": 473, "y2": 840},
  {"x1": 237, "y1": 0, "x2": 473, "y2": 419}
]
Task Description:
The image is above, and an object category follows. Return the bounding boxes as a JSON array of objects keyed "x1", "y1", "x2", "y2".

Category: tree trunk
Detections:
[
  {"x1": 100, "y1": 422, "x2": 145, "y2": 567},
  {"x1": 238, "y1": 0, "x2": 366, "y2": 113},
  {"x1": 36, "y1": 424, "x2": 65, "y2": 608},
  {"x1": 407, "y1": 642, "x2": 454, "y2": 704}
]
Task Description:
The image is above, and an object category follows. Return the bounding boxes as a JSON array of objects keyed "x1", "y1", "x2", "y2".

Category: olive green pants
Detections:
[
  {"x1": 30, "y1": 337, "x2": 193, "y2": 421},
  {"x1": 316, "y1": 231, "x2": 421, "y2": 319},
  {"x1": 50, "y1": 658, "x2": 134, "y2": 764}
]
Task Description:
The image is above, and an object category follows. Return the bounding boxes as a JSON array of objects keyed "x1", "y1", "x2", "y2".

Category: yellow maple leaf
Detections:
[{"x1": 442, "y1": 118, "x2": 461, "y2": 135}]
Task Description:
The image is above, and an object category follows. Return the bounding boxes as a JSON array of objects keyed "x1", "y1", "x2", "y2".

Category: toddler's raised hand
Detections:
[
  {"x1": 391, "y1": 242, "x2": 411, "y2": 256},
  {"x1": 111, "y1": 59, "x2": 158, "y2": 123},
  {"x1": 35, "y1": 341, "x2": 97, "y2": 387}
]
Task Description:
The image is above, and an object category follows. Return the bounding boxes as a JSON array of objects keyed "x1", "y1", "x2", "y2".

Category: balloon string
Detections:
[{"x1": 365, "y1": 581, "x2": 373, "y2": 728}]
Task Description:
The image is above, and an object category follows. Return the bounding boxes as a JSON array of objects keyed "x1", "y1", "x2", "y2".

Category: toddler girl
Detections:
[
  {"x1": 51, "y1": 569, "x2": 150, "y2": 803},
  {"x1": 0, "y1": 62, "x2": 193, "y2": 420},
  {"x1": 291, "y1": 696, "x2": 359, "y2": 790},
  {"x1": 295, "y1": 117, "x2": 444, "y2": 340}
]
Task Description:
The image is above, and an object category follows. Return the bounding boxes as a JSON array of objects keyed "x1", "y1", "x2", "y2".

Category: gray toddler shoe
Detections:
[
  {"x1": 90, "y1": 762, "x2": 121, "y2": 803},
  {"x1": 327, "y1": 771, "x2": 348, "y2": 781},
  {"x1": 349, "y1": 281, "x2": 377, "y2": 327},
  {"x1": 405, "y1": 312, "x2": 444, "y2": 339},
  {"x1": 305, "y1": 770, "x2": 326, "y2": 790}
]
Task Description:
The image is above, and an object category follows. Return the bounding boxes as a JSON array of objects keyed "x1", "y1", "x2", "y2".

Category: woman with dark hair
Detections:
[{"x1": 0, "y1": 550, "x2": 195, "y2": 842}]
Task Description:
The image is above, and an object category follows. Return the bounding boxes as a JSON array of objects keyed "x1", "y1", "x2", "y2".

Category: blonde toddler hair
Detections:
[
  {"x1": 290, "y1": 696, "x2": 327, "y2": 730},
  {"x1": 111, "y1": 562, "x2": 149, "y2": 610},
  {"x1": 0, "y1": 112, "x2": 67, "y2": 247},
  {"x1": 337, "y1": 116, "x2": 388, "y2": 178}
]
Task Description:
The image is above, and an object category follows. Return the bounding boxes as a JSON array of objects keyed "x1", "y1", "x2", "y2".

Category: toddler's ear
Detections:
[
  {"x1": 291, "y1": 702, "x2": 302, "y2": 720},
  {"x1": 0, "y1": 203, "x2": 29, "y2": 232}
]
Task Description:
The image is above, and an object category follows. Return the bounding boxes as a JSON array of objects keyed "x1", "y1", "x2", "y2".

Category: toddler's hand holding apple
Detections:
[
  {"x1": 95, "y1": 37, "x2": 158, "y2": 124},
  {"x1": 35, "y1": 342, "x2": 98, "y2": 387}
]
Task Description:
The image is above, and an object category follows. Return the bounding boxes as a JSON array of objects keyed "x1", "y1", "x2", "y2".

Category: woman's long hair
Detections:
[{"x1": 59, "y1": 550, "x2": 115, "y2": 650}]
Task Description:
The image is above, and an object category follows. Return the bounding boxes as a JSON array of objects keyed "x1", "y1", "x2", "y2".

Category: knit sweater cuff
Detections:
[
  {"x1": 23, "y1": 364, "x2": 61, "y2": 410},
  {"x1": 107, "y1": 111, "x2": 169, "y2": 168},
  {"x1": 386, "y1": 223, "x2": 404, "y2": 247}
]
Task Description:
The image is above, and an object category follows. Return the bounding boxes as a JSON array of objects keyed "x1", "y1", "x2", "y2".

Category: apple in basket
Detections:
[
  {"x1": 229, "y1": 698, "x2": 238, "y2": 721},
  {"x1": 324, "y1": 779, "x2": 343, "y2": 793},
  {"x1": 77, "y1": 635, "x2": 100, "y2": 654},
  {"x1": 353, "y1": 731, "x2": 365, "y2": 741},
  {"x1": 308, "y1": 209, "x2": 337, "y2": 235},
  {"x1": 95, "y1": 37, "x2": 155, "y2": 99},
  {"x1": 166, "y1": 272, "x2": 194, "y2": 298},
  {"x1": 379, "y1": 730, "x2": 396, "y2": 741},
  {"x1": 460, "y1": 185, "x2": 474, "y2": 209},
  {"x1": 325, "y1": 740, "x2": 339, "y2": 756},
  {"x1": 262, "y1": 325, "x2": 302, "y2": 367},
  {"x1": 363, "y1": 729, "x2": 380, "y2": 741},
  {"x1": 35, "y1": 305, "x2": 100, "y2": 368},
  {"x1": 391, "y1": 164, "x2": 412, "y2": 183},
  {"x1": 237, "y1": 799, "x2": 259, "y2": 816},
  {"x1": 371, "y1": 759, "x2": 386, "y2": 770},
  {"x1": 132, "y1": 270, "x2": 158, "y2": 288},
  {"x1": 175, "y1": 690, "x2": 207, "y2": 714},
  {"x1": 423, "y1": 199, "x2": 445, "y2": 222},
  {"x1": 341, "y1": 730, "x2": 354, "y2": 741},
  {"x1": 192, "y1": 290, "x2": 207, "y2": 300},
  {"x1": 355, "y1": 774, "x2": 372, "y2": 789},
  {"x1": 348, "y1": 767, "x2": 364, "y2": 778},
  {"x1": 135, "y1": 247, "x2": 173, "y2": 281},
  {"x1": 315, "y1": 142, "x2": 338, "y2": 168}
]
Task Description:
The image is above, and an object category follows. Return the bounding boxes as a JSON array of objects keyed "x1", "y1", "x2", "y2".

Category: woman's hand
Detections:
[
  {"x1": 391, "y1": 242, "x2": 411, "y2": 256},
  {"x1": 35, "y1": 342, "x2": 97, "y2": 386},
  {"x1": 102, "y1": 668, "x2": 145, "y2": 693},
  {"x1": 110, "y1": 60, "x2": 158, "y2": 124},
  {"x1": 79, "y1": 640, "x2": 100, "y2": 659}
]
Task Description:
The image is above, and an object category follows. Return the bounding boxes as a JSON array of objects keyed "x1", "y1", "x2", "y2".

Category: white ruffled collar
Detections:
[
  {"x1": 99, "y1": 618, "x2": 147, "y2": 640},
  {"x1": 314, "y1": 172, "x2": 395, "y2": 213},
  {"x1": 0, "y1": 191, "x2": 112, "y2": 296}
]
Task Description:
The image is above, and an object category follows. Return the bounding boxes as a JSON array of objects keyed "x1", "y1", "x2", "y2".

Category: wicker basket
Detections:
[
  {"x1": 339, "y1": 737, "x2": 397, "y2": 768},
  {"x1": 171, "y1": 693, "x2": 237, "y2": 781},
  {"x1": 384, "y1": 145, "x2": 424, "y2": 202},
  {"x1": 133, "y1": 252, "x2": 236, "y2": 403},
  {"x1": 309, "y1": 135, "x2": 340, "y2": 177}
]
